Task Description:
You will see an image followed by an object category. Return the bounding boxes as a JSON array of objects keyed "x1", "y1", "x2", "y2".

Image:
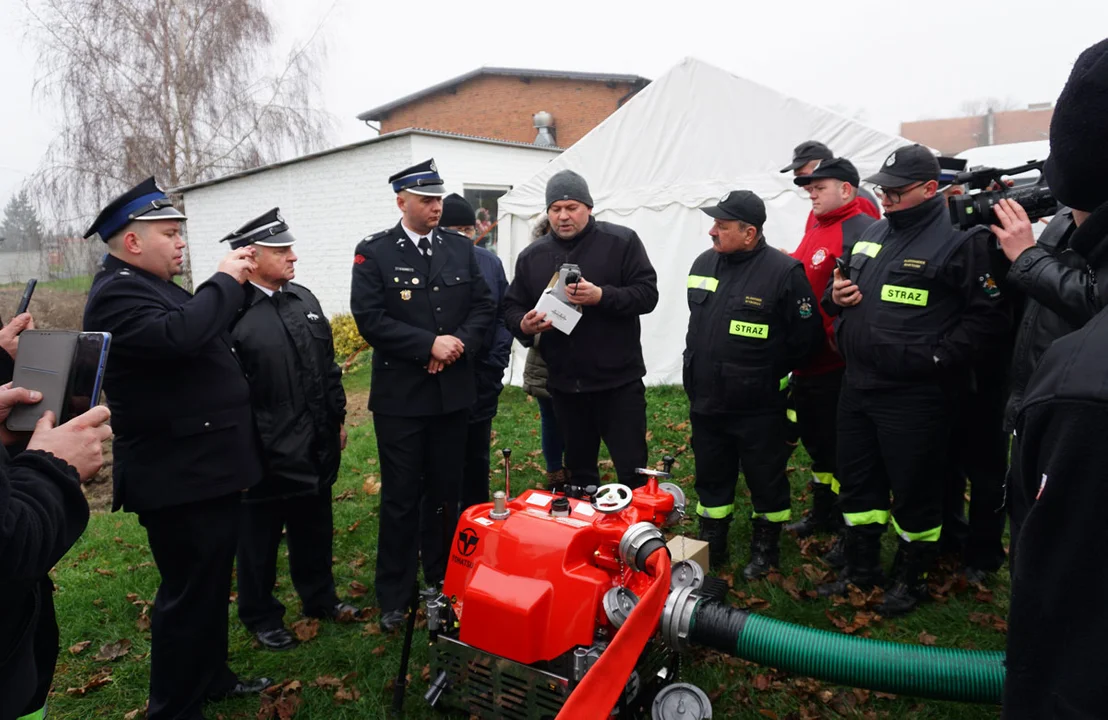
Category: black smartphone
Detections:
[
  {"x1": 835, "y1": 257, "x2": 850, "y2": 281},
  {"x1": 15, "y1": 278, "x2": 37, "y2": 315},
  {"x1": 63, "y1": 331, "x2": 112, "y2": 423}
]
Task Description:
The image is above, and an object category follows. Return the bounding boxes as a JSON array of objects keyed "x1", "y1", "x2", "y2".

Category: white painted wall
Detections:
[{"x1": 181, "y1": 134, "x2": 559, "y2": 318}]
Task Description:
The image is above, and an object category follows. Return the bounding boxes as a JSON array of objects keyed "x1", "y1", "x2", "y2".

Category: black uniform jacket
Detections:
[
  {"x1": 351, "y1": 223, "x2": 495, "y2": 417},
  {"x1": 1005, "y1": 295, "x2": 1108, "y2": 720},
  {"x1": 1002, "y1": 210, "x2": 1108, "y2": 430},
  {"x1": 684, "y1": 238, "x2": 824, "y2": 415},
  {"x1": 0, "y1": 446, "x2": 88, "y2": 719},
  {"x1": 502, "y1": 217, "x2": 659, "y2": 394},
  {"x1": 83, "y1": 255, "x2": 262, "y2": 513},
  {"x1": 230, "y1": 282, "x2": 346, "y2": 501},
  {"x1": 823, "y1": 196, "x2": 1010, "y2": 390}
]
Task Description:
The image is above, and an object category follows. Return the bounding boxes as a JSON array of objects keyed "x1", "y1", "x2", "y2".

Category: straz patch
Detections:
[
  {"x1": 798, "y1": 299, "x2": 813, "y2": 319},
  {"x1": 901, "y1": 258, "x2": 927, "y2": 271},
  {"x1": 743, "y1": 296, "x2": 763, "y2": 308},
  {"x1": 979, "y1": 273, "x2": 1001, "y2": 298},
  {"x1": 730, "y1": 320, "x2": 769, "y2": 339},
  {"x1": 880, "y1": 284, "x2": 928, "y2": 307}
]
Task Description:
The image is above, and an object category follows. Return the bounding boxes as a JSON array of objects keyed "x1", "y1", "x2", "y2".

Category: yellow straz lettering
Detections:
[
  {"x1": 729, "y1": 321, "x2": 769, "y2": 339},
  {"x1": 880, "y1": 284, "x2": 929, "y2": 306}
]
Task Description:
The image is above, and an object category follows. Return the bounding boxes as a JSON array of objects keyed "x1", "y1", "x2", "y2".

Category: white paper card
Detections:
[{"x1": 535, "y1": 288, "x2": 582, "y2": 335}]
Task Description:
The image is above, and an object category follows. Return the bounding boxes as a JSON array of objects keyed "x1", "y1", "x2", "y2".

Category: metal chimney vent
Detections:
[{"x1": 533, "y1": 111, "x2": 556, "y2": 147}]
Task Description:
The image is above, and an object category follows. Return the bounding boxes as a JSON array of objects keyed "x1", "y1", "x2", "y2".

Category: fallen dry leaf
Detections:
[
  {"x1": 66, "y1": 668, "x2": 113, "y2": 696},
  {"x1": 334, "y1": 488, "x2": 356, "y2": 502},
  {"x1": 347, "y1": 520, "x2": 360, "y2": 533},
  {"x1": 290, "y1": 618, "x2": 320, "y2": 642},
  {"x1": 919, "y1": 630, "x2": 937, "y2": 646},
  {"x1": 349, "y1": 580, "x2": 368, "y2": 598},
  {"x1": 363, "y1": 475, "x2": 380, "y2": 495},
  {"x1": 136, "y1": 613, "x2": 151, "y2": 632},
  {"x1": 69, "y1": 640, "x2": 92, "y2": 655},
  {"x1": 753, "y1": 674, "x2": 771, "y2": 691},
  {"x1": 94, "y1": 568, "x2": 115, "y2": 577},
  {"x1": 93, "y1": 638, "x2": 132, "y2": 662}
]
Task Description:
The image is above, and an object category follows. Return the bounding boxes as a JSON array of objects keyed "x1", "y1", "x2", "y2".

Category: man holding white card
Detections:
[{"x1": 504, "y1": 170, "x2": 658, "y2": 490}]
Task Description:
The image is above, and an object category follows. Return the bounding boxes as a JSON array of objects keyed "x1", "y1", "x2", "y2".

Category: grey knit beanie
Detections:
[{"x1": 545, "y1": 170, "x2": 594, "y2": 209}]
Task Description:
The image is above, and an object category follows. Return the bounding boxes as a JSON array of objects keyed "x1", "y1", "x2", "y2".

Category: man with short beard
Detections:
[
  {"x1": 82, "y1": 177, "x2": 271, "y2": 719},
  {"x1": 350, "y1": 160, "x2": 494, "y2": 633},
  {"x1": 503, "y1": 170, "x2": 658, "y2": 490}
]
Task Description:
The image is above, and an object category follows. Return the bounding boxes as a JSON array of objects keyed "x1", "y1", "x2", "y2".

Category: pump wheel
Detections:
[{"x1": 592, "y1": 483, "x2": 633, "y2": 513}]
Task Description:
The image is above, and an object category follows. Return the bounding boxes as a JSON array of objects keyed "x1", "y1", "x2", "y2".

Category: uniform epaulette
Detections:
[{"x1": 362, "y1": 230, "x2": 389, "y2": 243}]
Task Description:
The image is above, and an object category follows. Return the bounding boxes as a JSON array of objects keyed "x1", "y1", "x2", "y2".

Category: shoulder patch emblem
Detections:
[
  {"x1": 810, "y1": 248, "x2": 828, "y2": 268},
  {"x1": 306, "y1": 312, "x2": 320, "y2": 321},
  {"x1": 354, "y1": 254, "x2": 365, "y2": 265},
  {"x1": 979, "y1": 273, "x2": 1000, "y2": 298},
  {"x1": 798, "y1": 298, "x2": 813, "y2": 319}
]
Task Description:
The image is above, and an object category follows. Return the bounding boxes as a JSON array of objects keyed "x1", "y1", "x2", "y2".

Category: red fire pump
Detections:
[{"x1": 421, "y1": 458, "x2": 716, "y2": 720}]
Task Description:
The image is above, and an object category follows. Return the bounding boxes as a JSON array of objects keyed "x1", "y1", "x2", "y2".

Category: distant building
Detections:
[
  {"x1": 900, "y1": 104, "x2": 1053, "y2": 155},
  {"x1": 356, "y1": 67, "x2": 651, "y2": 149}
]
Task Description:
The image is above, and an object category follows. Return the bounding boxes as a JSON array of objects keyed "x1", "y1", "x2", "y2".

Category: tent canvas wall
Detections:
[{"x1": 497, "y1": 57, "x2": 909, "y2": 387}]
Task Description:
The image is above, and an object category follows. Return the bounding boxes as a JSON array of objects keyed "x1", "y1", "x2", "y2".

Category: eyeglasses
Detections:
[{"x1": 874, "y1": 182, "x2": 925, "y2": 204}]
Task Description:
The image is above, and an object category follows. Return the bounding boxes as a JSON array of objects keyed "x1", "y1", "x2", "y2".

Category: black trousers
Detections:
[
  {"x1": 946, "y1": 370, "x2": 1009, "y2": 571},
  {"x1": 461, "y1": 417, "x2": 494, "y2": 511},
  {"x1": 236, "y1": 485, "x2": 338, "y2": 632},
  {"x1": 549, "y1": 380, "x2": 648, "y2": 488},
  {"x1": 691, "y1": 411, "x2": 791, "y2": 520},
  {"x1": 373, "y1": 410, "x2": 466, "y2": 612},
  {"x1": 793, "y1": 369, "x2": 844, "y2": 490},
  {"x1": 837, "y1": 383, "x2": 951, "y2": 542},
  {"x1": 138, "y1": 492, "x2": 242, "y2": 720}
]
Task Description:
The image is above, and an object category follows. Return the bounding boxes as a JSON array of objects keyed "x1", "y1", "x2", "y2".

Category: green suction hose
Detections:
[{"x1": 687, "y1": 598, "x2": 1006, "y2": 704}]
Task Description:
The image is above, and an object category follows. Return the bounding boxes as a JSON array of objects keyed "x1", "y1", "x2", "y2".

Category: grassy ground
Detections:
[{"x1": 47, "y1": 360, "x2": 1007, "y2": 719}]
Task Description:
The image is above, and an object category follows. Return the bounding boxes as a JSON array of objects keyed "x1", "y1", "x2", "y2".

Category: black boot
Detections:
[
  {"x1": 817, "y1": 527, "x2": 884, "y2": 597},
  {"x1": 785, "y1": 483, "x2": 836, "y2": 537},
  {"x1": 821, "y1": 534, "x2": 846, "y2": 569},
  {"x1": 697, "y1": 515, "x2": 733, "y2": 571},
  {"x1": 877, "y1": 540, "x2": 937, "y2": 617},
  {"x1": 743, "y1": 518, "x2": 782, "y2": 581}
]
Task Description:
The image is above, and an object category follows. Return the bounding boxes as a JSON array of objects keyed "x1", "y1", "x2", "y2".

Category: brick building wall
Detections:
[
  {"x1": 378, "y1": 75, "x2": 642, "y2": 147},
  {"x1": 900, "y1": 106, "x2": 1053, "y2": 155}
]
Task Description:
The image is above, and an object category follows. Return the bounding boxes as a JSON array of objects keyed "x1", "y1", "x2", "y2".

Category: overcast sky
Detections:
[{"x1": 2, "y1": 0, "x2": 1105, "y2": 220}]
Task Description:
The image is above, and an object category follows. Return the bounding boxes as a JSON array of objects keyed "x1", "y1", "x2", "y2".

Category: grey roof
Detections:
[
  {"x1": 171, "y1": 128, "x2": 561, "y2": 194},
  {"x1": 356, "y1": 67, "x2": 651, "y2": 122}
]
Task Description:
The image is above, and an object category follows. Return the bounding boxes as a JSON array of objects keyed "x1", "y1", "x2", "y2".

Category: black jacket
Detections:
[
  {"x1": 83, "y1": 255, "x2": 262, "y2": 512},
  {"x1": 1004, "y1": 293, "x2": 1108, "y2": 719},
  {"x1": 470, "y1": 245, "x2": 512, "y2": 423},
  {"x1": 683, "y1": 239, "x2": 823, "y2": 415},
  {"x1": 503, "y1": 217, "x2": 658, "y2": 394},
  {"x1": 230, "y1": 283, "x2": 346, "y2": 501},
  {"x1": 824, "y1": 196, "x2": 1010, "y2": 390},
  {"x1": 0, "y1": 447, "x2": 88, "y2": 720},
  {"x1": 1002, "y1": 210, "x2": 1108, "y2": 430},
  {"x1": 351, "y1": 223, "x2": 495, "y2": 417}
]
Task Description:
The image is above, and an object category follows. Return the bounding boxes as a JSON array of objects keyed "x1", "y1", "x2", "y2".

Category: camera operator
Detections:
[
  {"x1": 0, "y1": 388, "x2": 112, "y2": 720},
  {"x1": 1003, "y1": 36, "x2": 1108, "y2": 720},
  {"x1": 503, "y1": 170, "x2": 658, "y2": 490}
]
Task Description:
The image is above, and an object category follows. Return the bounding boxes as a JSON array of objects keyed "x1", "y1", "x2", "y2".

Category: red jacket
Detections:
[{"x1": 790, "y1": 198, "x2": 878, "y2": 377}]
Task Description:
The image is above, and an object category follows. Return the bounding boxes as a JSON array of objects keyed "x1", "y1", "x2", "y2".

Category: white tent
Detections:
[{"x1": 497, "y1": 57, "x2": 909, "y2": 387}]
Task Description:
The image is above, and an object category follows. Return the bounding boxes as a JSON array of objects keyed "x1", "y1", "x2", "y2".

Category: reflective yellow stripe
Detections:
[
  {"x1": 18, "y1": 707, "x2": 46, "y2": 720},
  {"x1": 697, "y1": 502, "x2": 734, "y2": 519},
  {"x1": 687, "y1": 275, "x2": 719, "y2": 291},
  {"x1": 880, "y1": 284, "x2": 929, "y2": 306},
  {"x1": 812, "y1": 472, "x2": 834, "y2": 486},
  {"x1": 729, "y1": 321, "x2": 769, "y2": 339},
  {"x1": 753, "y1": 509, "x2": 792, "y2": 523},
  {"x1": 843, "y1": 509, "x2": 889, "y2": 527},
  {"x1": 779, "y1": 375, "x2": 790, "y2": 392},
  {"x1": 852, "y1": 241, "x2": 883, "y2": 258},
  {"x1": 831, "y1": 476, "x2": 841, "y2": 495},
  {"x1": 786, "y1": 409, "x2": 797, "y2": 423},
  {"x1": 891, "y1": 516, "x2": 942, "y2": 543}
]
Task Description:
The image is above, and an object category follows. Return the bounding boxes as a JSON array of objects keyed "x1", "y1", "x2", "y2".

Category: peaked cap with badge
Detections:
[
  {"x1": 220, "y1": 208, "x2": 296, "y2": 250},
  {"x1": 865, "y1": 144, "x2": 941, "y2": 187},
  {"x1": 389, "y1": 159, "x2": 448, "y2": 197},
  {"x1": 84, "y1": 176, "x2": 187, "y2": 243}
]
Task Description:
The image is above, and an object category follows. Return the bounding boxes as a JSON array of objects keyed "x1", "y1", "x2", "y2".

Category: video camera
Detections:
[{"x1": 947, "y1": 160, "x2": 1059, "y2": 230}]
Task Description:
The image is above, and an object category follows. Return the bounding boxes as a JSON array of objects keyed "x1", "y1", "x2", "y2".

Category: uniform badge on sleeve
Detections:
[
  {"x1": 979, "y1": 273, "x2": 1001, "y2": 298},
  {"x1": 354, "y1": 254, "x2": 365, "y2": 265},
  {"x1": 798, "y1": 299, "x2": 813, "y2": 319}
]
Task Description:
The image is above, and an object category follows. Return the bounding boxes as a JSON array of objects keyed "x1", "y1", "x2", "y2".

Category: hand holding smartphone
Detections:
[
  {"x1": 4, "y1": 331, "x2": 112, "y2": 432},
  {"x1": 16, "y1": 278, "x2": 37, "y2": 315}
]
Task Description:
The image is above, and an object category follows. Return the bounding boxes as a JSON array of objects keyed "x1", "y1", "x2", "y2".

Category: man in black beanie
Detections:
[
  {"x1": 1002, "y1": 36, "x2": 1108, "y2": 720},
  {"x1": 503, "y1": 170, "x2": 659, "y2": 489}
]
